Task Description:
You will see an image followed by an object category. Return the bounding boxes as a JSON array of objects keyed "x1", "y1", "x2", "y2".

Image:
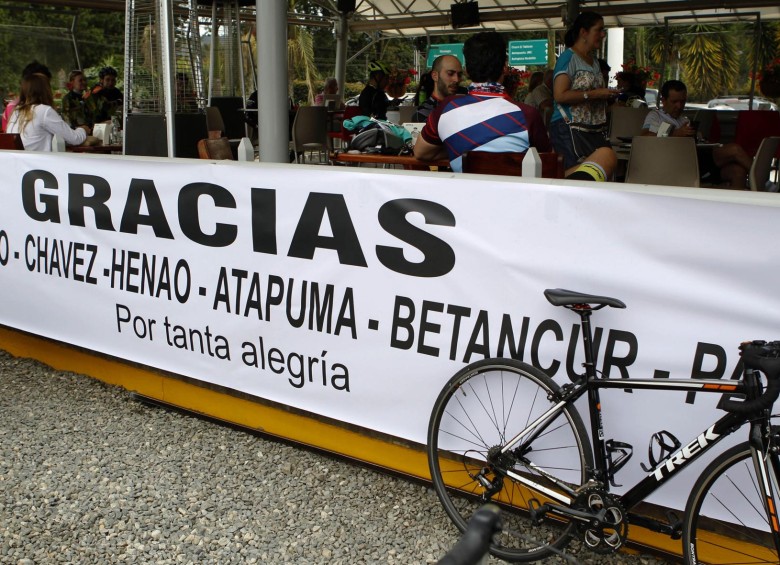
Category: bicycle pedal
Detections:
[
  {"x1": 528, "y1": 498, "x2": 547, "y2": 524},
  {"x1": 665, "y1": 510, "x2": 683, "y2": 540}
]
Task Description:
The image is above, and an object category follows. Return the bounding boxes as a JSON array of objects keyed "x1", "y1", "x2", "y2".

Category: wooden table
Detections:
[
  {"x1": 331, "y1": 151, "x2": 450, "y2": 171},
  {"x1": 67, "y1": 144, "x2": 123, "y2": 154}
]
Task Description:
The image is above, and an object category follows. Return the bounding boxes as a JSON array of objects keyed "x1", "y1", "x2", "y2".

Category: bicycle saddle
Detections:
[{"x1": 544, "y1": 288, "x2": 626, "y2": 309}]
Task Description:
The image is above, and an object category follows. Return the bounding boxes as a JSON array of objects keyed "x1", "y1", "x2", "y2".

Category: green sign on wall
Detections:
[
  {"x1": 426, "y1": 44, "x2": 465, "y2": 68},
  {"x1": 508, "y1": 39, "x2": 548, "y2": 66}
]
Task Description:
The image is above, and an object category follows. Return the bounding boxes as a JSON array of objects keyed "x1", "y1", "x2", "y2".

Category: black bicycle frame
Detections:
[
  {"x1": 590, "y1": 377, "x2": 749, "y2": 507},
  {"x1": 501, "y1": 370, "x2": 751, "y2": 499},
  {"x1": 499, "y1": 368, "x2": 780, "y2": 553},
  {"x1": 530, "y1": 304, "x2": 780, "y2": 551}
]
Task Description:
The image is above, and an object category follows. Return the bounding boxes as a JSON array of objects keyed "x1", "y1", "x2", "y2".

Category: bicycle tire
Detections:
[
  {"x1": 683, "y1": 442, "x2": 780, "y2": 564},
  {"x1": 427, "y1": 358, "x2": 594, "y2": 562}
]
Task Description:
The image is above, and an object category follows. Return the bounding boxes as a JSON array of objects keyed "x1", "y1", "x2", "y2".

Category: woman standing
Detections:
[
  {"x1": 6, "y1": 73, "x2": 87, "y2": 151},
  {"x1": 549, "y1": 11, "x2": 617, "y2": 170}
]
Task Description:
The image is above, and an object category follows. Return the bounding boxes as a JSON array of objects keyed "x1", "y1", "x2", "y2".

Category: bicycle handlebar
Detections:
[
  {"x1": 436, "y1": 504, "x2": 501, "y2": 565},
  {"x1": 721, "y1": 340, "x2": 780, "y2": 414}
]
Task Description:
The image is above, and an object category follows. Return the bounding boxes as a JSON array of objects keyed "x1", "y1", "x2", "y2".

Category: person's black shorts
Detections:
[{"x1": 697, "y1": 146, "x2": 721, "y2": 184}]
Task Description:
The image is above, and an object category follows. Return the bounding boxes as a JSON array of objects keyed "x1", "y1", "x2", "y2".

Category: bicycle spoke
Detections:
[
  {"x1": 464, "y1": 379, "x2": 503, "y2": 441},
  {"x1": 442, "y1": 408, "x2": 490, "y2": 450},
  {"x1": 685, "y1": 444, "x2": 780, "y2": 565},
  {"x1": 724, "y1": 474, "x2": 771, "y2": 529},
  {"x1": 428, "y1": 360, "x2": 593, "y2": 562},
  {"x1": 502, "y1": 369, "x2": 525, "y2": 445}
]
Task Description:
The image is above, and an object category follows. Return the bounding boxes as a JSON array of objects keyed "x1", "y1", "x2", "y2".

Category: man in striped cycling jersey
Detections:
[{"x1": 414, "y1": 31, "x2": 615, "y2": 181}]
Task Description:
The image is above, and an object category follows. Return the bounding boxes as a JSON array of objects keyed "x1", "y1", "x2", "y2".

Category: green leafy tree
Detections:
[
  {"x1": 0, "y1": 4, "x2": 123, "y2": 100},
  {"x1": 240, "y1": 1, "x2": 332, "y2": 104},
  {"x1": 241, "y1": 2, "x2": 416, "y2": 103}
]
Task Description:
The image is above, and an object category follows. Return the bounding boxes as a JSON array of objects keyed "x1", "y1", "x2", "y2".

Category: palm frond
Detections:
[
  {"x1": 752, "y1": 22, "x2": 780, "y2": 71},
  {"x1": 288, "y1": 0, "x2": 320, "y2": 103},
  {"x1": 679, "y1": 25, "x2": 737, "y2": 99}
]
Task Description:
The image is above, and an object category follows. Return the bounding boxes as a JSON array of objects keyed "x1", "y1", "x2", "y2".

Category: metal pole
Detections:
[
  {"x1": 209, "y1": 1, "x2": 217, "y2": 102},
  {"x1": 749, "y1": 15, "x2": 761, "y2": 110},
  {"x1": 334, "y1": 12, "x2": 348, "y2": 105},
  {"x1": 160, "y1": 0, "x2": 176, "y2": 157},
  {"x1": 234, "y1": 0, "x2": 247, "y2": 137},
  {"x1": 659, "y1": 19, "x2": 670, "y2": 103},
  {"x1": 258, "y1": 0, "x2": 289, "y2": 163},
  {"x1": 606, "y1": 28, "x2": 624, "y2": 88},
  {"x1": 235, "y1": 0, "x2": 246, "y2": 104},
  {"x1": 225, "y1": 1, "x2": 235, "y2": 93},
  {"x1": 121, "y1": 0, "x2": 131, "y2": 151},
  {"x1": 70, "y1": 14, "x2": 81, "y2": 71}
]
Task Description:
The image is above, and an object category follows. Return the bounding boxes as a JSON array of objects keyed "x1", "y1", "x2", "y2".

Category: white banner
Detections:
[{"x1": 1, "y1": 152, "x2": 779, "y2": 510}]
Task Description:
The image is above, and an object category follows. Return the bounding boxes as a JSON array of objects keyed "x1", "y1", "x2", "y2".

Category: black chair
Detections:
[{"x1": 209, "y1": 96, "x2": 247, "y2": 140}]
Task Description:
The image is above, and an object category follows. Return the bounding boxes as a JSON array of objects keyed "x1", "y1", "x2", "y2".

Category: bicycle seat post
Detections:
[
  {"x1": 544, "y1": 289, "x2": 625, "y2": 380},
  {"x1": 578, "y1": 307, "x2": 599, "y2": 380}
]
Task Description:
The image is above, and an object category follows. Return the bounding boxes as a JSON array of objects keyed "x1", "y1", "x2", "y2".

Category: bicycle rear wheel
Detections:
[
  {"x1": 427, "y1": 358, "x2": 593, "y2": 562},
  {"x1": 683, "y1": 442, "x2": 780, "y2": 564}
]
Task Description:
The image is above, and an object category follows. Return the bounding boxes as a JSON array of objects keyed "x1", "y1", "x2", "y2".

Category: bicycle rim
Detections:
[
  {"x1": 427, "y1": 359, "x2": 593, "y2": 562},
  {"x1": 684, "y1": 442, "x2": 780, "y2": 564}
]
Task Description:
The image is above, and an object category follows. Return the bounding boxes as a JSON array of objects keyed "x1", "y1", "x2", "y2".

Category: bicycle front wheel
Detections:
[
  {"x1": 683, "y1": 442, "x2": 780, "y2": 564},
  {"x1": 427, "y1": 358, "x2": 593, "y2": 562}
]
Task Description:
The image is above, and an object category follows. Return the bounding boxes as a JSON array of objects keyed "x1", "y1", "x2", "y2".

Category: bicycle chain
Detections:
[{"x1": 497, "y1": 525, "x2": 582, "y2": 564}]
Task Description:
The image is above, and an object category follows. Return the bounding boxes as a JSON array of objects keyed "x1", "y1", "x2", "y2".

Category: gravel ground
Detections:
[{"x1": 0, "y1": 349, "x2": 675, "y2": 564}]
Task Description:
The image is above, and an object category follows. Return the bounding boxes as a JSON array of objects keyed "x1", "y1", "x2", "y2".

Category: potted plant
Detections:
[
  {"x1": 386, "y1": 66, "x2": 417, "y2": 99},
  {"x1": 502, "y1": 67, "x2": 532, "y2": 100},
  {"x1": 618, "y1": 60, "x2": 659, "y2": 88}
]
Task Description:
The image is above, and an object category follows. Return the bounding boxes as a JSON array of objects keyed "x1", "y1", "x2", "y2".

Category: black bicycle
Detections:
[{"x1": 427, "y1": 288, "x2": 780, "y2": 563}]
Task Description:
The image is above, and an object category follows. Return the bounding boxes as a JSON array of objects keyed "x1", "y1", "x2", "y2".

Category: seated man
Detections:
[
  {"x1": 89, "y1": 66, "x2": 123, "y2": 123},
  {"x1": 414, "y1": 31, "x2": 615, "y2": 181},
  {"x1": 412, "y1": 55, "x2": 464, "y2": 122},
  {"x1": 640, "y1": 79, "x2": 751, "y2": 189}
]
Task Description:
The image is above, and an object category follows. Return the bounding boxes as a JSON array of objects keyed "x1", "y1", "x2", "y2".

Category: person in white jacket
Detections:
[{"x1": 6, "y1": 73, "x2": 87, "y2": 151}]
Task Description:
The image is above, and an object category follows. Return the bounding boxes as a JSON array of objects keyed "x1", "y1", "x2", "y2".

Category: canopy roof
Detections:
[
  {"x1": 348, "y1": 0, "x2": 780, "y2": 36},
  {"x1": 10, "y1": 1, "x2": 780, "y2": 35}
]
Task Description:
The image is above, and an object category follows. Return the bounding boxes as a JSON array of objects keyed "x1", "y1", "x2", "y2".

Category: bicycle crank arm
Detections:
[{"x1": 529, "y1": 500, "x2": 606, "y2": 526}]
